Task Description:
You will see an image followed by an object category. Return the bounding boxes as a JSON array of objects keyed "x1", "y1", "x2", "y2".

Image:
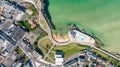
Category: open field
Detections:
[
  {"x1": 49, "y1": 0, "x2": 120, "y2": 53},
  {"x1": 49, "y1": 43, "x2": 90, "y2": 60},
  {"x1": 39, "y1": 39, "x2": 52, "y2": 54}
]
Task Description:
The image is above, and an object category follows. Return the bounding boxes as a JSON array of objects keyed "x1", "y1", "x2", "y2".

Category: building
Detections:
[
  {"x1": 0, "y1": 63, "x2": 6, "y2": 67},
  {"x1": 109, "y1": 63, "x2": 115, "y2": 67},
  {"x1": 0, "y1": 35, "x2": 5, "y2": 51},
  {"x1": 5, "y1": 43, "x2": 14, "y2": 52},
  {"x1": 12, "y1": 62, "x2": 23, "y2": 67},
  {"x1": 86, "y1": 51, "x2": 97, "y2": 60},
  {"x1": 1, "y1": 20, "x2": 13, "y2": 34},
  {"x1": 0, "y1": 0, "x2": 26, "y2": 21},
  {"x1": 15, "y1": 63, "x2": 22, "y2": 67},
  {"x1": 79, "y1": 55, "x2": 86, "y2": 62},
  {"x1": 25, "y1": 60, "x2": 33, "y2": 67},
  {"x1": 55, "y1": 51, "x2": 64, "y2": 65},
  {"x1": 1, "y1": 40, "x2": 10, "y2": 51}
]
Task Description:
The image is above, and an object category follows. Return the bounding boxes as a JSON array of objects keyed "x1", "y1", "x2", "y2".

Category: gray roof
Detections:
[{"x1": 10, "y1": 26, "x2": 26, "y2": 41}]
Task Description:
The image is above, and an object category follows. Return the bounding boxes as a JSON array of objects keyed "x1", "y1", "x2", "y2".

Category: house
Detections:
[{"x1": 55, "y1": 51, "x2": 64, "y2": 65}]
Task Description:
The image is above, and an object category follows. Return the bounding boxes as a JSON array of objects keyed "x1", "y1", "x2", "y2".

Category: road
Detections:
[
  {"x1": 0, "y1": 30, "x2": 16, "y2": 45},
  {"x1": 18, "y1": 40, "x2": 36, "y2": 67}
]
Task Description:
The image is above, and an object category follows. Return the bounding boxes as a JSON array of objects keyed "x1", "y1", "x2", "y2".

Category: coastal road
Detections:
[
  {"x1": 34, "y1": 0, "x2": 120, "y2": 62},
  {"x1": 93, "y1": 47, "x2": 120, "y2": 61}
]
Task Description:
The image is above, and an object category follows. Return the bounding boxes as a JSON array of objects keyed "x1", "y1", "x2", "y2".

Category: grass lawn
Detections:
[
  {"x1": 49, "y1": 0, "x2": 120, "y2": 53},
  {"x1": 92, "y1": 48, "x2": 120, "y2": 66},
  {"x1": 40, "y1": 19, "x2": 47, "y2": 29},
  {"x1": 49, "y1": 43, "x2": 90, "y2": 60},
  {"x1": 39, "y1": 39, "x2": 52, "y2": 54}
]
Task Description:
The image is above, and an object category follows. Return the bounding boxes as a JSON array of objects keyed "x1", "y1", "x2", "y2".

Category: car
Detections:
[
  {"x1": 23, "y1": 38, "x2": 30, "y2": 44},
  {"x1": 21, "y1": 26, "x2": 29, "y2": 32}
]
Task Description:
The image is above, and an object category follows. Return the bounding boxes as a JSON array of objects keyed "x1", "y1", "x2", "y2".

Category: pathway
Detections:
[{"x1": 43, "y1": 43, "x2": 55, "y2": 59}]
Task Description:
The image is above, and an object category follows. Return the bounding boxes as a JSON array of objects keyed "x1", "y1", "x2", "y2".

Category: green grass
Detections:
[
  {"x1": 92, "y1": 48, "x2": 120, "y2": 66},
  {"x1": 39, "y1": 39, "x2": 52, "y2": 54},
  {"x1": 28, "y1": 4, "x2": 38, "y2": 18},
  {"x1": 40, "y1": 19, "x2": 47, "y2": 29},
  {"x1": 49, "y1": 43, "x2": 90, "y2": 60},
  {"x1": 49, "y1": 0, "x2": 120, "y2": 53}
]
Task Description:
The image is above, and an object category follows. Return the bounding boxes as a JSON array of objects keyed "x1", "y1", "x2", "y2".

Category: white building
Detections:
[{"x1": 55, "y1": 51, "x2": 64, "y2": 65}]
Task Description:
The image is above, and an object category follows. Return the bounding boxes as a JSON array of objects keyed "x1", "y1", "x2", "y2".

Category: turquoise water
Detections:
[{"x1": 49, "y1": 0, "x2": 120, "y2": 53}]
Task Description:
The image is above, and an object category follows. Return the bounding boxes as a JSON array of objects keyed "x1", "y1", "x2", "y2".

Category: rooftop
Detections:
[
  {"x1": 0, "y1": 0, "x2": 26, "y2": 21},
  {"x1": 55, "y1": 51, "x2": 64, "y2": 65}
]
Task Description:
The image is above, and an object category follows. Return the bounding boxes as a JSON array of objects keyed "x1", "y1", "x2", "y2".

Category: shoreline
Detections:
[{"x1": 39, "y1": 0, "x2": 120, "y2": 60}]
